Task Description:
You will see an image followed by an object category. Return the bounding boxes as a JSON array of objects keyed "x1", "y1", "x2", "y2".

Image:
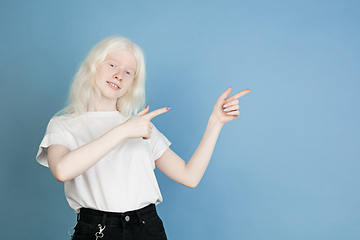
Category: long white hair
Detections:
[{"x1": 57, "y1": 36, "x2": 146, "y2": 116}]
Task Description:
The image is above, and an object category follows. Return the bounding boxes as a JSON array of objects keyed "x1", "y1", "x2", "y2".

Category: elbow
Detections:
[
  {"x1": 181, "y1": 175, "x2": 201, "y2": 188},
  {"x1": 52, "y1": 170, "x2": 68, "y2": 182},
  {"x1": 50, "y1": 164, "x2": 71, "y2": 182},
  {"x1": 183, "y1": 180, "x2": 199, "y2": 189},
  {"x1": 54, "y1": 174, "x2": 67, "y2": 182}
]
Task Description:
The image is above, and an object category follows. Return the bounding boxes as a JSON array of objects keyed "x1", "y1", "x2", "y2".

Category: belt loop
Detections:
[
  {"x1": 120, "y1": 213, "x2": 125, "y2": 227},
  {"x1": 101, "y1": 213, "x2": 107, "y2": 226},
  {"x1": 136, "y1": 211, "x2": 144, "y2": 226}
]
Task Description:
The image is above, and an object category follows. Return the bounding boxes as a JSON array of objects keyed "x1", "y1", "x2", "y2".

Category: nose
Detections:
[{"x1": 113, "y1": 72, "x2": 122, "y2": 81}]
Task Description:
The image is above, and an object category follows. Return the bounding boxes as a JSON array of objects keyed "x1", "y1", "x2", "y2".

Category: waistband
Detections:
[{"x1": 78, "y1": 204, "x2": 156, "y2": 227}]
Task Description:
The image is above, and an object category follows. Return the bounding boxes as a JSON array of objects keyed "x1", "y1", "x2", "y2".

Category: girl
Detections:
[{"x1": 36, "y1": 36, "x2": 250, "y2": 240}]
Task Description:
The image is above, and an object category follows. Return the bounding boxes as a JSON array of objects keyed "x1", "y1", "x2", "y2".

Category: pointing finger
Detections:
[
  {"x1": 226, "y1": 89, "x2": 251, "y2": 101},
  {"x1": 144, "y1": 107, "x2": 171, "y2": 120}
]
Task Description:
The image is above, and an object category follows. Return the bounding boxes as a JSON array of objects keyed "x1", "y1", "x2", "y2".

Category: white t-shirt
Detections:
[{"x1": 36, "y1": 111, "x2": 171, "y2": 214}]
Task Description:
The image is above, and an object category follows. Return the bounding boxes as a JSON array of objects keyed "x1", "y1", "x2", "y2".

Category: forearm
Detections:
[
  {"x1": 184, "y1": 113, "x2": 223, "y2": 187},
  {"x1": 156, "y1": 88, "x2": 249, "y2": 188},
  {"x1": 50, "y1": 107, "x2": 170, "y2": 182},
  {"x1": 49, "y1": 124, "x2": 128, "y2": 182}
]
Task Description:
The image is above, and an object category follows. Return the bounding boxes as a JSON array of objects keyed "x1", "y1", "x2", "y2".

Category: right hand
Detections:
[{"x1": 123, "y1": 105, "x2": 170, "y2": 139}]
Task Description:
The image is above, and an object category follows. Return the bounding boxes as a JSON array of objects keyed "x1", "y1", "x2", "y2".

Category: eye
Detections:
[
  {"x1": 126, "y1": 71, "x2": 132, "y2": 76},
  {"x1": 109, "y1": 63, "x2": 116, "y2": 68}
]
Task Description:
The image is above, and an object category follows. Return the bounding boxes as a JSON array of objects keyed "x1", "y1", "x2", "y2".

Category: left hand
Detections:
[{"x1": 212, "y1": 87, "x2": 251, "y2": 124}]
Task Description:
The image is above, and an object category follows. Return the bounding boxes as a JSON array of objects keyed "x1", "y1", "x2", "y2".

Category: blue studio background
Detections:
[{"x1": 1, "y1": 0, "x2": 359, "y2": 239}]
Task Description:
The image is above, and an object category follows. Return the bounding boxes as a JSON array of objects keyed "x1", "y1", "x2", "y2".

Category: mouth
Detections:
[{"x1": 106, "y1": 81, "x2": 121, "y2": 90}]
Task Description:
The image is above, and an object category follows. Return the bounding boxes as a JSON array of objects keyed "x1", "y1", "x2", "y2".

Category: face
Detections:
[{"x1": 94, "y1": 49, "x2": 137, "y2": 108}]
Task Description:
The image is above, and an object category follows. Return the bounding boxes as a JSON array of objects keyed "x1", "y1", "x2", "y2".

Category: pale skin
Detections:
[{"x1": 48, "y1": 49, "x2": 251, "y2": 188}]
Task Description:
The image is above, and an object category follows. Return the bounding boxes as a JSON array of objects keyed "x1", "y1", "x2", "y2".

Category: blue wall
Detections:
[{"x1": 1, "y1": 1, "x2": 359, "y2": 239}]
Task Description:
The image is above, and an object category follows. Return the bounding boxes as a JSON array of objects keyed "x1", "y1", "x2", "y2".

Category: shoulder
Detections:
[
  {"x1": 46, "y1": 114, "x2": 85, "y2": 132},
  {"x1": 148, "y1": 124, "x2": 171, "y2": 145},
  {"x1": 50, "y1": 114, "x2": 85, "y2": 125}
]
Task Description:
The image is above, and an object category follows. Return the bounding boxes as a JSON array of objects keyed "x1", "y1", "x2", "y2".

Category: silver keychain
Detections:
[
  {"x1": 95, "y1": 224, "x2": 106, "y2": 240},
  {"x1": 68, "y1": 222, "x2": 77, "y2": 239}
]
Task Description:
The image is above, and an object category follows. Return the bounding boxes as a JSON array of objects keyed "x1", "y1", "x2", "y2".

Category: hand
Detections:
[
  {"x1": 123, "y1": 105, "x2": 170, "y2": 139},
  {"x1": 212, "y1": 87, "x2": 251, "y2": 124}
]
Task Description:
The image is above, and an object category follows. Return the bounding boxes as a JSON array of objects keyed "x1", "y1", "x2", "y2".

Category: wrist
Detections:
[
  {"x1": 209, "y1": 113, "x2": 224, "y2": 130},
  {"x1": 114, "y1": 123, "x2": 130, "y2": 141}
]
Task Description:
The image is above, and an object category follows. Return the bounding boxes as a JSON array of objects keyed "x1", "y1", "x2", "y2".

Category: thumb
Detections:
[
  {"x1": 136, "y1": 104, "x2": 149, "y2": 116},
  {"x1": 218, "y1": 87, "x2": 232, "y2": 101}
]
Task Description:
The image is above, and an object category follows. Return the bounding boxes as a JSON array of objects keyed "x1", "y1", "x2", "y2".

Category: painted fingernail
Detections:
[
  {"x1": 145, "y1": 104, "x2": 149, "y2": 108},
  {"x1": 224, "y1": 108, "x2": 229, "y2": 112},
  {"x1": 166, "y1": 107, "x2": 171, "y2": 110},
  {"x1": 223, "y1": 104, "x2": 228, "y2": 108}
]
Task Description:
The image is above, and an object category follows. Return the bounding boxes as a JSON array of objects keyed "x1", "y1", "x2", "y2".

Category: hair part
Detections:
[{"x1": 57, "y1": 36, "x2": 146, "y2": 116}]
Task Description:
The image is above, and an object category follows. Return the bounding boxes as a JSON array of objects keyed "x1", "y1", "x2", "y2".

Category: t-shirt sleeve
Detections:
[
  {"x1": 149, "y1": 125, "x2": 171, "y2": 161},
  {"x1": 36, "y1": 118, "x2": 71, "y2": 167}
]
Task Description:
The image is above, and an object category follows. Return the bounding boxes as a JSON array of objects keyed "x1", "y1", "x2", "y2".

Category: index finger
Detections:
[
  {"x1": 144, "y1": 107, "x2": 171, "y2": 120},
  {"x1": 226, "y1": 89, "x2": 251, "y2": 101}
]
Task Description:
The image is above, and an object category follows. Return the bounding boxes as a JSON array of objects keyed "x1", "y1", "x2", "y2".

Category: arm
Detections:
[
  {"x1": 48, "y1": 106, "x2": 170, "y2": 182},
  {"x1": 48, "y1": 124, "x2": 129, "y2": 182},
  {"x1": 156, "y1": 87, "x2": 250, "y2": 188}
]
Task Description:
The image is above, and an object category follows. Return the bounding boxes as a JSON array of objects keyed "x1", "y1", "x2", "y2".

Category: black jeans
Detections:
[{"x1": 71, "y1": 204, "x2": 167, "y2": 240}]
